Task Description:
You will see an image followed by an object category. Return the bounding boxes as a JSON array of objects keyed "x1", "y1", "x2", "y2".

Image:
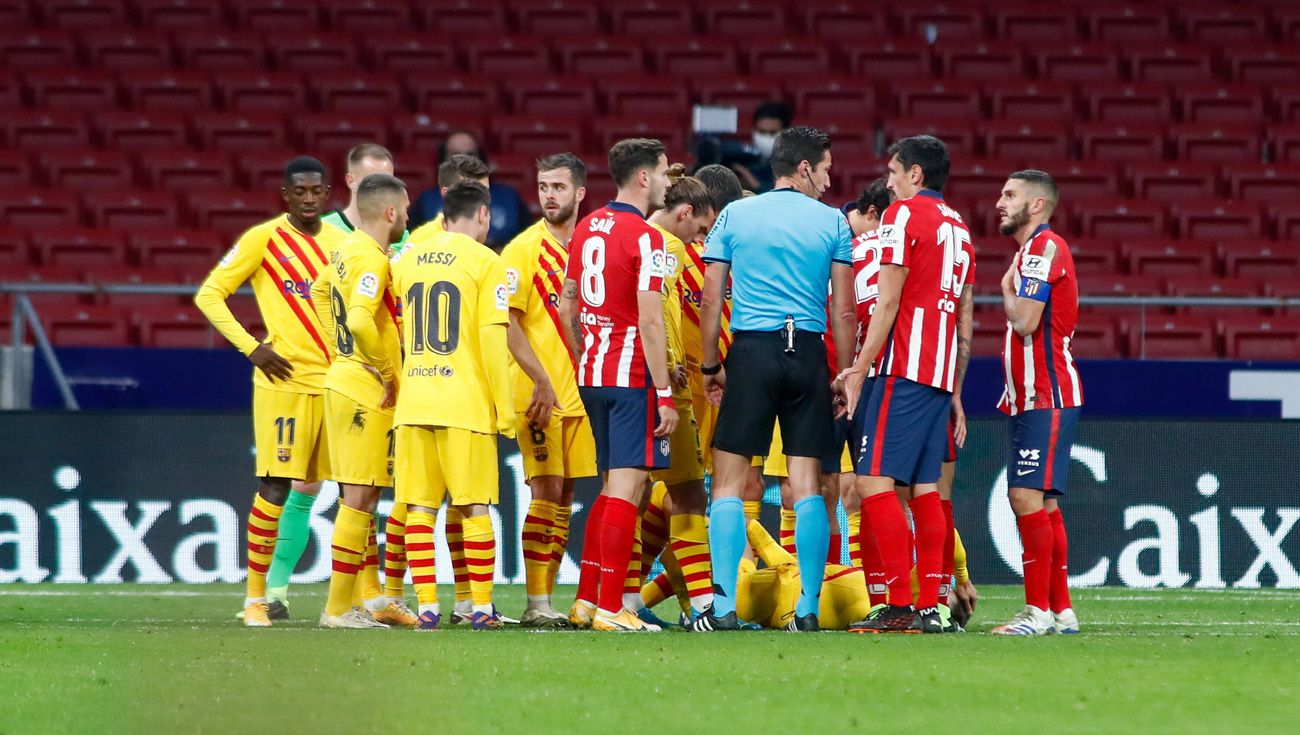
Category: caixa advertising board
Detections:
[{"x1": 1, "y1": 414, "x2": 1297, "y2": 589}]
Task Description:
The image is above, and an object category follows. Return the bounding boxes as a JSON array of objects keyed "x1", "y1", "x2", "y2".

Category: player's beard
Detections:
[
  {"x1": 999, "y1": 204, "x2": 1030, "y2": 236},
  {"x1": 543, "y1": 199, "x2": 576, "y2": 226}
]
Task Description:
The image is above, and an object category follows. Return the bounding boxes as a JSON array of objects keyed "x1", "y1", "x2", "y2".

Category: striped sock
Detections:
[
  {"x1": 547, "y1": 503, "x2": 571, "y2": 596},
  {"x1": 847, "y1": 511, "x2": 863, "y2": 568},
  {"x1": 743, "y1": 500, "x2": 761, "y2": 522},
  {"x1": 670, "y1": 512, "x2": 713, "y2": 611},
  {"x1": 622, "y1": 518, "x2": 644, "y2": 609},
  {"x1": 405, "y1": 510, "x2": 438, "y2": 611},
  {"x1": 659, "y1": 545, "x2": 693, "y2": 614},
  {"x1": 383, "y1": 503, "x2": 407, "y2": 601},
  {"x1": 445, "y1": 506, "x2": 471, "y2": 604},
  {"x1": 640, "y1": 489, "x2": 669, "y2": 576},
  {"x1": 461, "y1": 513, "x2": 495, "y2": 613},
  {"x1": 245, "y1": 494, "x2": 283, "y2": 603},
  {"x1": 325, "y1": 504, "x2": 369, "y2": 617},
  {"x1": 523, "y1": 499, "x2": 558, "y2": 599},
  {"x1": 640, "y1": 571, "x2": 675, "y2": 609},
  {"x1": 779, "y1": 508, "x2": 797, "y2": 555},
  {"x1": 940, "y1": 499, "x2": 955, "y2": 600},
  {"x1": 355, "y1": 517, "x2": 383, "y2": 608}
]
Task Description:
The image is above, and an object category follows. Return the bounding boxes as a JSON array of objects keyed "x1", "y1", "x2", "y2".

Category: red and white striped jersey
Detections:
[
  {"x1": 852, "y1": 230, "x2": 882, "y2": 372},
  {"x1": 565, "y1": 202, "x2": 667, "y2": 388},
  {"x1": 999, "y1": 224, "x2": 1084, "y2": 415},
  {"x1": 873, "y1": 190, "x2": 976, "y2": 393}
]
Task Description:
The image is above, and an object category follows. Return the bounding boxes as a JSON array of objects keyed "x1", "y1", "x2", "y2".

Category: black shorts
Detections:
[{"x1": 712, "y1": 330, "x2": 835, "y2": 459}]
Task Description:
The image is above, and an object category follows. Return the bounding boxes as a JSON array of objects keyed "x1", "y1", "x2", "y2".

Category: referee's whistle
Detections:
[{"x1": 783, "y1": 315, "x2": 796, "y2": 354}]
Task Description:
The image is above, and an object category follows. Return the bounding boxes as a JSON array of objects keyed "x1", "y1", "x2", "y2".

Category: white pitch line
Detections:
[{"x1": 0, "y1": 589, "x2": 229, "y2": 597}]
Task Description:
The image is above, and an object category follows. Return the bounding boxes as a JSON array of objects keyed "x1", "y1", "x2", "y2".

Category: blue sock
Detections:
[
  {"x1": 707, "y1": 497, "x2": 746, "y2": 617},
  {"x1": 794, "y1": 495, "x2": 829, "y2": 618}
]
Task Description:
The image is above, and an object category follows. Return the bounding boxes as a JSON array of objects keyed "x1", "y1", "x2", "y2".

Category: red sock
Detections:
[
  {"x1": 1017, "y1": 509, "x2": 1053, "y2": 610},
  {"x1": 863, "y1": 492, "x2": 913, "y2": 607},
  {"x1": 575, "y1": 495, "x2": 608, "y2": 605},
  {"x1": 857, "y1": 498, "x2": 887, "y2": 605},
  {"x1": 597, "y1": 497, "x2": 637, "y2": 614},
  {"x1": 909, "y1": 493, "x2": 946, "y2": 610},
  {"x1": 1048, "y1": 508, "x2": 1072, "y2": 613},
  {"x1": 940, "y1": 498, "x2": 955, "y2": 596},
  {"x1": 827, "y1": 533, "x2": 841, "y2": 565}
]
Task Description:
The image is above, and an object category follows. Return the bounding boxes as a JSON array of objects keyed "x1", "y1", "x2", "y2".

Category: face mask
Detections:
[{"x1": 751, "y1": 131, "x2": 777, "y2": 157}]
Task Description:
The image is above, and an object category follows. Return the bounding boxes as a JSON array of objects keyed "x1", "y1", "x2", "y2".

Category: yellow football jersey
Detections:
[
  {"x1": 651, "y1": 223, "x2": 691, "y2": 401},
  {"x1": 405, "y1": 213, "x2": 445, "y2": 245},
  {"x1": 390, "y1": 228, "x2": 513, "y2": 436},
  {"x1": 310, "y1": 229, "x2": 403, "y2": 412},
  {"x1": 679, "y1": 238, "x2": 732, "y2": 399},
  {"x1": 499, "y1": 219, "x2": 585, "y2": 418},
  {"x1": 195, "y1": 213, "x2": 344, "y2": 394}
]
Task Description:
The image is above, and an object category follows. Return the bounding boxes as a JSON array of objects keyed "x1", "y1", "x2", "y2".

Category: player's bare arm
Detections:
[
  {"x1": 637, "y1": 289, "x2": 679, "y2": 438},
  {"x1": 699, "y1": 260, "x2": 730, "y2": 402},
  {"x1": 558, "y1": 278, "x2": 583, "y2": 363},
  {"x1": 951, "y1": 285, "x2": 974, "y2": 448},
  {"x1": 839, "y1": 262, "x2": 907, "y2": 417},
  {"x1": 829, "y1": 262, "x2": 856, "y2": 414},
  {"x1": 506, "y1": 309, "x2": 559, "y2": 427}
]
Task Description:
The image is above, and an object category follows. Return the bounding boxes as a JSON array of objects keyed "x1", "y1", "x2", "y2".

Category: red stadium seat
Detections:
[
  {"x1": 1277, "y1": 6, "x2": 1300, "y2": 43},
  {"x1": 35, "y1": 227, "x2": 127, "y2": 269},
  {"x1": 1033, "y1": 42, "x2": 1121, "y2": 81},
  {"x1": 85, "y1": 190, "x2": 178, "y2": 229},
  {"x1": 1171, "y1": 123, "x2": 1262, "y2": 164},
  {"x1": 268, "y1": 33, "x2": 358, "y2": 73},
  {"x1": 1168, "y1": 275, "x2": 1263, "y2": 301},
  {"x1": 185, "y1": 189, "x2": 279, "y2": 242},
  {"x1": 1272, "y1": 85, "x2": 1300, "y2": 124},
  {"x1": 1182, "y1": 7, "x2": 1269, "y2": 43},
  {"x1": 693, "y1": 76, "x2": 783, "y2": 129},
  {"x1": 1082, "y1": 82, "x2": 1173, "y2": 123},
  {"x1": 1078, "y1": 274, "x2": 1164, "y2": 296},
  {"x1": 897, "y1": 79, "x2": 982, "y2": 119},
  {"x1": 1128, "y1": 161, "x2": 1218, "y2": 201},
  {"x1": 415, "y1": 0, "x2": 507, "y2": 34},
  {"x1": 896, "y1": 6, "x2": 986, "y2": 40},
  {"x1": 0, "y1": 69, "x2": 19, "y2": 109},
  {"x1": 0, "y1": 148, "x2": 31, "y2": 188},
  {"x1": 406, "y1": 75, "x2": 499, "y2": 116},
  {"x1": 314, "y1": 72, "x2": 403, "y2": 112},
  {"x1": 1226, "y1": 164, "x2": 1300, "y2": 204},
  {"x1": 0, "y1": 0, "x2": 31, "y2": 27},
  {"x1": 1074, "y1": 199, "x2": 1167, "y2": 239},
  {"x1": 135, "y1": 0, "x2": 225, "y2": 29},
  {"x1": 790, "y1": 77, "x2": 876, "y2": 119},
  {"x1": 295, "y1": 114, "x2": 388, "y2": 157},
  {"x1": 362, "y1": 33, "x2": 458, "y2": 73},
  {"x1": 846, "y1": 39, "x2": 933, "y2": 79},
  {"x1": 594, "y1": 117, "x2": 688, "y2": 157},
  {"x1": 1071, "y1": 317, "x2": 1122, "y2": 359},
  {"x1": 608, "y1": 2, "x2": 692, "y2": 36},
  {"x1": 1276, "y1": 206, "x2": 1300, "y2": 240},
  {"x1": 603, "y1": 76, "x2": 690, "y2": 116},
  {"x1": 970, "y1": 310, "x2": 1008, "y2": 357},
  {"x1": 509, "y1": 76, "x2": 596, "y2": 115},
  {"x1": 25, "y1": 69, "x2": 116, "y2": 111},
  {"x1": 192, "y1": 112, "x2": 289, "y2": 152},
  {"x1": 1222, "y1": 316, "x2": 1300, "y2": 360},
  {"x1": 1128, "y1": 315, "x2": 1218, "y2": 359},
  {"x1": 40, "y1": 148, "x2": 135, "y2": 190},
  {"x1": 1226, "y1": 243, "x2": 1300, "y2": 279},
  {"x1": 986, "y1": 80, "x2": 1075, "y2": 121},
  {"x1": 983, "y1": 120, "x2": 1071, "y2": 160},
  {"x1": 38, "y1": 304, "x2": 132, "y2": 347},
  {"x1": 482, "y1": 152, "x2": 535, "y2": 195},
  {"x1": 747, "y1": 38, "x2": 831, "y2": 75},
  {"x1": 702, "y1": 1, "x2": 787, "y2": 36},
  {"x1": 1067, "y1": 238, "x2": 1120, "y2": 276},
  {"x1": 0, "y1": 190, "x2": 81, "y2": 228},
  {"x1": 654, "y1": 37, "x2": 739, "y2": 76},
  {"x1": 130, "y1": 229, "x2": 225, "y2": 275},
  {"x1": 214, "y1": 70, "x2": 307, "y2": 112},
  {"x1": 227, "y1": 0, "x2": 318, "y2": 29},
  {"x1": 96, "y1": 110, "x2": 188, "y2": 149},
  {"x1": 802, "y1": 117, "x2": 875, "y2": 161},
  {"x1": 496, "y1": 116, "x2": 586, "y2": 156},
  {"x1": 513, "y1": 0, "x2": 602, "y2": 35},
  {"x1": 0, "y1": 229, "x2": 30, "y2": 268},
  {"x1": 390, "y1": 113, "x2": 486, "y2": 154},
  {"x1": 1046, "y1": 160, "x2": 1122, "y2": 200},
  {"x1": 990, "y1": 6, "x2": 1079, "y2": 41},
  {"x1": 556, "y1": 37, "x2": 646, "y2": 76},
  {"x1": 3, "y1": 110, "x2": 89, "y2": 148},
  {"x1": 937, "y1": 41, "x2": 1026, "y2": 80},
  {"x1": 1268, "y1": 125, "x2": 1300, "y2": 164},
  {"x1": 943, "y1": 161, "x2": 1009, "y2": 203},
  {"x1": 120, "y1": 69, "x2": 213, "y2": 111},
  {"x1": 1174, "y1": 202, "x2": 1264, "y2": 241},
  {"x1": 139, "y1": 150, "x2": 236, "y2": 189},
  {"x1": 174, "y1": 31, "x2": 265, "y2": 70},
  {"x1": 462, "y1": 36, "x2": 552, "y2": 75},
  {"x1": 1223, "y1": 45, "x2": 1300, "y2": 84},
  {"x1": 800, "y1": 3, "x2": 887, "y2": 40},
  {"x1": 325, "y1": 0, "x2": 411, "y2": 31},
  {"x1": 81, "y1": 29, "x2": 173, "y2": 70},
  {"x1": 1178, "y1": 83, "x2": 1265, "y2": 124},
  {"x1": 0, "y1": 29, "x2": 78, "y2": 68},
  {"x1": 882, "y1": 118, "x2": 977, "y2": 158},
  {"x1": 138, "y1": 307, "x2": 218, "y2": 349},
  {"x1": 1121, "y1": 239, "x2": 1217, "y2": 277},
  {"x1": 1084, "y1": 5, "x2": 1171, "y2": 42},
  {"x1": 1129, "y1": 44, "x2": 1216, "y2": 83}
]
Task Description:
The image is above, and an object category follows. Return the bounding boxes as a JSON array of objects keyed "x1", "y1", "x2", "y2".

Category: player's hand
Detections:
[
  {"x1": 951, "y1": 580, "x2": 978, "y2": 627},
  {"x1": 380, "y1": 379, "x2": 397, "y2": 409},
  {"x1": 950, "y1": 395, "x2": 967, "y2": 449},
  {"x1": 249, "y1": 343, "x2": 293, "y2": 382},
  {"x1": 671, "y1": 363, "x2": 688, "y2": 389},
  {"x1": 705, "y1": 367, "x2": 726, "y2": 406},
  {"x1": 526, "y1": 379, "x2": 558, "y2": 428},
  {"x1": 837, "y1": 367, "x2": 867, "y2": 419},
  {"x1": 831, "y1": 376, "x2": 849, "y2": 420},
  {"x1": 655, "y1": 403, "x2": 679, "y2": 438}
]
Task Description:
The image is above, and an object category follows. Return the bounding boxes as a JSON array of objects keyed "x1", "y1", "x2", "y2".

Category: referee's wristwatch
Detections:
[{"x1": 701, "y1": 363, "x2": 722, "y2": 376}]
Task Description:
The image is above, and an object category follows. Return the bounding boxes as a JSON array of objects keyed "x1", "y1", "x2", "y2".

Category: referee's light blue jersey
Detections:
[{"x1": 702, "y1": 188, "x2": 854, "y2": 332}]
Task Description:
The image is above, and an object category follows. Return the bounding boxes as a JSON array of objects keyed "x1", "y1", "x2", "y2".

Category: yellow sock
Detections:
[
  {"x1": 847, "y1": 511, "x2": 862, "y2": 568},
  {"x1": 461, "y1": 513, "x2": 495, "y2": 610},
  {"x1": 659, "y1": 546, "x2": 692, "y2": 615},
  {"x1": 383, "y1": 503, "x2": 407, "y2": 600},
  {"x1": 548, "y1": 503, "x2": 571, "y2": 595},
  {"x1": 245, "y1": 494, "x2": 283, "y2": 601},
  {"x1": 641, "y1": 571, "x2": 674, "y2": 609},
  {"x1": 779, "y1": 508, "x2": 797, "y2": 555},
  {"x1": 670, "y1": 512, "x2": 713, "y2": 609},
  {"x1": 743, "y1": 500, "x2": 761, "y2": 522},
  {"x1": 405, "y1": 510, "x2": 438, "y2": 609},
  {"x1": 522, "y1": 499, "x2": 557, "y2": 598},
  {"x1": 446, "y1": 506, "x2": 471, "y2": 603},
  {"x1": 326, "y1": 505, "x2": 369, "y2": 616},
  {"x1": 623, "y1": 518, "x2": 644, "y2": 598}
]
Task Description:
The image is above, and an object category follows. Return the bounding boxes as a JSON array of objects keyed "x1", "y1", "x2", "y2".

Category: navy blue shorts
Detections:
[
  {"x1": 579, "y1": 386, "x2": 671, "y2": 473},
  {"x1": 820, "y1": 416, "x2": 854, "y2": 474},
  {"x1": 944, "y1": 415, "x2": 959, "y2": 464},
  {"x1": 854, "y1": 376, "x2": 950, "y2": 486},
  {"x1": 1007, "y1": 407, "x2": 1081, "y2": 495}
]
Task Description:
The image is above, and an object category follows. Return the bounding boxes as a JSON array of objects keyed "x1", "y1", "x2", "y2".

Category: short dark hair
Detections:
[
  {"x1": 770, "y1": 126, "x2": 831, "y2": 179},
  {"x1": 442, "y1": 180, "x2": 491, "y2": 222},
  {"x1": 536, "y1": 152, "x2": 587, "y2": 187},
  {"x1": 284, "y1": 156, "x2": 327, "y2": 185},
  {"x1": 356, "y1": 173, "x2": 407, "y2": 215},
  {"x1": 438, "y1": 154, "x2": 490, "y2": 188},
  {"x1": 608, "y1": 138, "x2": 666, "y2": 188},
  {"x1": 694, "y1": 164, "x2": 744, "y2": 211},
  {"x1": 1008, "y1": 169, "x2": 1060, "y2": 215},
  {"x1": 752, "y1": 101, "x2": 793, "y2": 128},
  {"x1": 346, "y1": 143, "x2": 393, "y2": 169},
  {"x1": 887, "y1": 135, "x2": 950, "y2": 193},
  {"x1": 854, "y1": 176, "x2": 891, "y2": 217}
]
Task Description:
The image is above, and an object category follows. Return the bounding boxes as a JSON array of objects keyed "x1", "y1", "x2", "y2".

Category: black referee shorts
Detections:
[{"x1": 712, "y1": 330, "x2": 836, "y2": 459}]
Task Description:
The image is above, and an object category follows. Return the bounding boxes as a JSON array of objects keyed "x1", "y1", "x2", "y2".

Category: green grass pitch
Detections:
[{"x1": 2, "y1": 584, "x2": 1297, "y2": 734}]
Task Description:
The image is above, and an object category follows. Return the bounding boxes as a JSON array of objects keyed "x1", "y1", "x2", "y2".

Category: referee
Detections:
[{"x1": 692, "y1": 126, "x2": 855, "y2": 632}]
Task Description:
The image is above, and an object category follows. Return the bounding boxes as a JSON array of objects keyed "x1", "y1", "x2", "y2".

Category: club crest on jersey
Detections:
[
  {"x1": 533, "y1": 446, "x2": 549, "y2": 461},
  {"x1": 357, "y1": 272, "x2": 380, "y2": 298},
  {"x1": 505, "y1": 268, "x2": 519, "y2": 295},
  {"x1": 276, "y1": 448, "x2": 291, "y2": 462}
]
